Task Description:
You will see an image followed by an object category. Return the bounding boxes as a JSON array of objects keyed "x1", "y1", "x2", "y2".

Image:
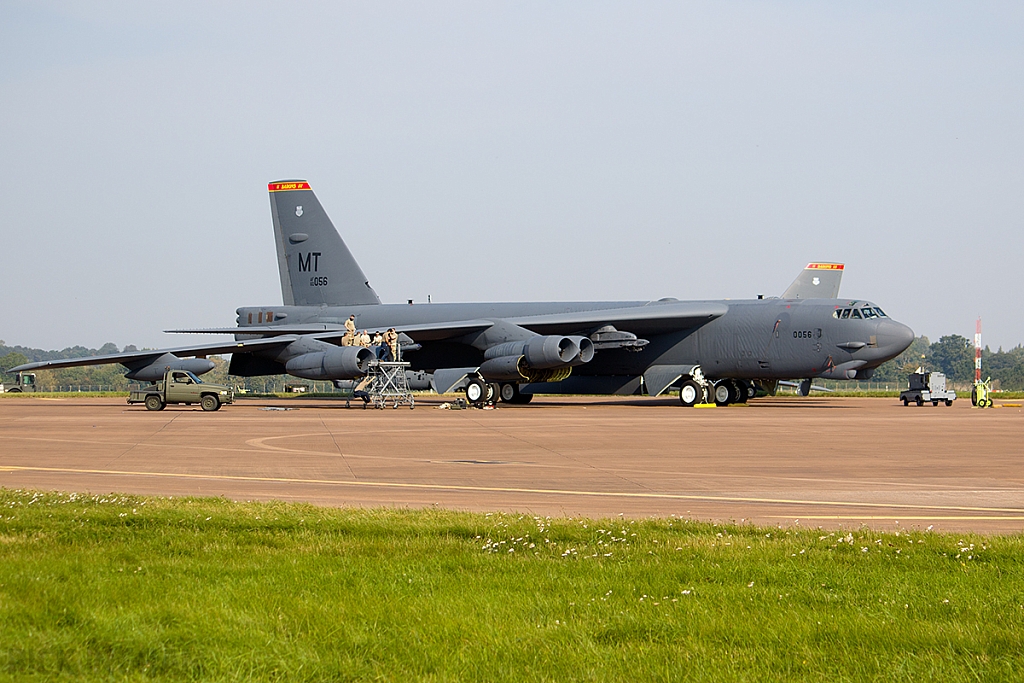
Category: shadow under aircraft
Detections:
[{"x1": 16, "y1": 180, "x2": 914, "y2": 406}]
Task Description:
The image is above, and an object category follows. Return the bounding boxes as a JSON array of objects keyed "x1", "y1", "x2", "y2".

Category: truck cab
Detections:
[
  {"x1": 0, "y1": 372, "x2": 36, "y2": 393},
  {"x1": 128, "y1": 369, "x2": 234, "y2": 411}
]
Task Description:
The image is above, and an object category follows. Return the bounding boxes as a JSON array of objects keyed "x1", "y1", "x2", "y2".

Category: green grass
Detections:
[{"x1": 1, "y1": 490, "x2": 1023, "y2": 681}]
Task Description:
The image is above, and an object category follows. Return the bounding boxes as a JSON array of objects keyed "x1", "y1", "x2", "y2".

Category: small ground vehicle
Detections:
[
  {"x1": 0, "y1": 372, "x2": 36, "y2": 393},
  {"x1": 128, "y1": 369, "x2": 234, "y2": 411},
  {"x1": 900, "y1": 372, "x2": 956, "y2": 406}
]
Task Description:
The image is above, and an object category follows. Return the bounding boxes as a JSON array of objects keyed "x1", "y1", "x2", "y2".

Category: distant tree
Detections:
[
  {"x1": 870, "y1": 336, "x2": 930, "y2": 382},
  {"x1": 0, "y1": 352, "x2": 29, "y2": 377},
  {"x1": 97, "y1": 342, "x2": 120, "y2": 355},
  {"x1": 930, "y1": 335, "x2": 974, "y2": 381}
]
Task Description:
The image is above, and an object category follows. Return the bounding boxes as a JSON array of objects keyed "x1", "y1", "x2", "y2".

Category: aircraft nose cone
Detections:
[{"x1": 876, "y1": 319, "x2": 915, "y2": 357}]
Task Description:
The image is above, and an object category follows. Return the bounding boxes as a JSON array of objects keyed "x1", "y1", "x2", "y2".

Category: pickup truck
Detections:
[
  {"x1": 128, "y1": 369, "x2": 234, "y2": 411},
  {"x1": 900, "y1": 371, "x2": 956, "y2": 407}
]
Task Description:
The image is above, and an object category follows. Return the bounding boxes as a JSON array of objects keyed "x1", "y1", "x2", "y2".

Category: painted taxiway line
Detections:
[{"x1": 3, "y1": 465, "x2": 1024, "y2": 515}]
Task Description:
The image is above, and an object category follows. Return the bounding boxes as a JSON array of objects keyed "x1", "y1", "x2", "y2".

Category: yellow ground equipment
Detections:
[{"x1": 971, "y1": 378, "x2": 993, "y2": 408}]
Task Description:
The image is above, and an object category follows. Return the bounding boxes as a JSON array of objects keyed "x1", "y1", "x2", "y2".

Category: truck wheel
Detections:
[
  {"x1": 201, "y1": 395, "x2": 220, "y2": 412},
  {"x1": 145, "y1": 395, "x2": 164, "y2": 411},
  {"x1": 916, "y1": 397, "x2": 924, "y2": 406},
  {"x1": 902, "y1": 397, "x2": 909, "y2": 406},
  {"x1": 945, "y1": 400, "x2": 953, "y2": 406},
  {"x1": 932, "y1": 400, "x2": 939, "y2": 406}
]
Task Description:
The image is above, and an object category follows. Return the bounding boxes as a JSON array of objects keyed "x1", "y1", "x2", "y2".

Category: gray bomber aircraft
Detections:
[{"x1": 15, "y1": 179, "x2": 915, "y2": 406}]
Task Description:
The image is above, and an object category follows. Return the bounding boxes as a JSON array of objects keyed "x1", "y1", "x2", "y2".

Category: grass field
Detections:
[{"x1": 1, "y1": 489, "x2": 1022, "y2": 681}]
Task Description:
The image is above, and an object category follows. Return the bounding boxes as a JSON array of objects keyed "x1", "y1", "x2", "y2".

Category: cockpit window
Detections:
[
  {"x1": 850, "y1": 309, "x2": 862, "y2": 319},
  {"x1": 832, "y1": 310, "x2": 840, "y2": 319},
  {"x1": 874, "y1": 307, "x2": 887, "y2": 317},
  {"x1": 861, "y1": 308, "x2": 877, "y2": 319},
  {"x1": 840, "y1": 309, "x2": 851, "y2": 319}
]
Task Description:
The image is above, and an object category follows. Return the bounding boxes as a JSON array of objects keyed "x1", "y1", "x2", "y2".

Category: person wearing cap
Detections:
[{"x1": 342, "y1": 314, "x2": 357, "y2": 346}]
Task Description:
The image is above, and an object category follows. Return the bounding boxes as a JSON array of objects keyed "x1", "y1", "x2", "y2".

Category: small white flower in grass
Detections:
[
  {"x1": 861, "y1": 547, "x2": 868, "y2": 553},
  {"x1": 681, "y1": 590, "x2": 691, "y2": 595},
  {"x1": 747, "y1": 581, "x2": 754, "y2": 588}
]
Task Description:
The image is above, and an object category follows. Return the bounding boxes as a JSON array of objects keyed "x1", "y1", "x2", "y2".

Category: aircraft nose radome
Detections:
[{"x1": 877, "y1": 319, "x2": 915, "y2": 356}]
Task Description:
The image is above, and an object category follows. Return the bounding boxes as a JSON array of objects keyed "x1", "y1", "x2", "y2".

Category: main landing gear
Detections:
[
  {"x1": 464, "y1": 378, "x2": 533, "y2": 407},
  {"x1": 678, "y1": 371, "x2": 753, "y2": 407}
]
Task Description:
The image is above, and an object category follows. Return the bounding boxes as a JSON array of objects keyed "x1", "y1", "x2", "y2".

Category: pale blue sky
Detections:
[{"x1": 2, "y1": 2, "x2": 1022, "y2": 350}]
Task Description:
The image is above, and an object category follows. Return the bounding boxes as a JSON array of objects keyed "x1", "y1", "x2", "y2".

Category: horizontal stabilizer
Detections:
[{"x1": 782, "y1": 263, "x2": 844, "y2": 299}]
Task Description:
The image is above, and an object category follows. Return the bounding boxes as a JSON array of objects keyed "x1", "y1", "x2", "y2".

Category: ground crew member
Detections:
[
  {"x1": 342, "y1": 314, "x2": 357, "y2": 346},
  {"x1": 352, "y1": 376, "x2": 371, "y2": 406},
  {"x1": 385, "y1": 328, "x2": 399, "y2": 361},
  {"x1": 358, "y1": 330, "x2": 372, "y2": 348},
  {"x1": 372, "y1": 331, "x2": 384, "y2": 347}
]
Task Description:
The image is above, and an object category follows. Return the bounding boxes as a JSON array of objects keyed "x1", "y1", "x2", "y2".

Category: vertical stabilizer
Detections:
[
  {"x1": 782, "y1": 262, "x2": 844, "y2": 299},
  {"x1": 269, "y1": 180, "x2": 381, "y2": 306}
]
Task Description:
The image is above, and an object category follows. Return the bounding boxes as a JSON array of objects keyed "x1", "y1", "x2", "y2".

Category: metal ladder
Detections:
[{"x1": 366, "y1": 360, "x2": 415, "y2": 409}]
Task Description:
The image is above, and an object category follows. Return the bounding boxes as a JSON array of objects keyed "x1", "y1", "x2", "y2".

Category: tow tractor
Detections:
[{"x1": 900, "y1": 371, "x2": 956, "y2": 406}]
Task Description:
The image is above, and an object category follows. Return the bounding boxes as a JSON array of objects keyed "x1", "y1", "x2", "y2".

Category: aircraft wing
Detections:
[
  {"x1": 167, "y1": 320, "x2": 498, "y2": 343},
  {"x1": 10, "y1": 336, "x2": 297, "y2": 373},
  {"x1": 507, "y1": 301, "x2": 728, "y2": 335}
]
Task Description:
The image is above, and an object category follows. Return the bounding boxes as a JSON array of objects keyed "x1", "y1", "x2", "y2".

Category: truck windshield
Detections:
[{"x1": 185, "y1": 371, "x2": 203, "y2": 383}]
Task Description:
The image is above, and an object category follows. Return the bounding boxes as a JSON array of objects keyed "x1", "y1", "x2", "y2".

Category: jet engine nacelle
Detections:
[
  {"x1": 124, "y1": 353, "x2": 215, "y2": 381},
  {"x1": 566, "y1": 336, "x2": 595, "y2": 366},
  {"x1": 284, "y1": 346, "x2": 373, "y2": 380},
  {"x1": 484, "y1": 335, "x2": 581, "y2": 369}
]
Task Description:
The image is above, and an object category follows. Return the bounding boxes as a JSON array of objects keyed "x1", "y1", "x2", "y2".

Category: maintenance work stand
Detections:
[{"x1": 364, "y1": 360, "x2": 414, "y2": 409}]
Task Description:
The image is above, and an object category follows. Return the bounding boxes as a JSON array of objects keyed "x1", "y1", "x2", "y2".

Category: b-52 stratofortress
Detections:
[{"x1": 16, "y1": 180, "x2": 915, "y2": 406}]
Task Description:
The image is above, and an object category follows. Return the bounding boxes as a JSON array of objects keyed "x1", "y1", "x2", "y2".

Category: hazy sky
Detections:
[{"x1": 2, "y1": 2, "x2": 1022, "y2": 351}]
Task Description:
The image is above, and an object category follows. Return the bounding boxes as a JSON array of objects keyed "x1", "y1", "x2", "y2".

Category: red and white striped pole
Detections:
[{"x1": 975, "y1": 318, "x2": 982, "y2": 383}]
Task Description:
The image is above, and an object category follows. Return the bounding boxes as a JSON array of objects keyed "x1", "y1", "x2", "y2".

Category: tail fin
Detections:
[
  {"x1": 782, "y1": 262, "x2": 844, "y2": 299},
  {"x1": 268, "y1": 180, "x2": 381, "y2": 306}
]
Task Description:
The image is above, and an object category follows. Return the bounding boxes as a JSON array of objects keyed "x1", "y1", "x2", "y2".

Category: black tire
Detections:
[
  {"x1": 679, "y1": 380, "x2": 703, "y2": 407},
  {"x1": 487, "y1": 383, "x2": 499, "y2": 403},
  {"x1": 971, "y1": 387, "x2": 978, "y2": 406},
  {"x1": 734, "y1": 380, "x2": 749, "y2": 403},
  {"x1": 932, "y1": 400, "x2": 939, "y2": 406},
  {"x1": 499, "y1": 383, "x2": 517, "y2": 403},
  {"x1": 465, "y1": 378, "x2": 487, "y2": 405},
  {"x1": 945, "y1": 400, "x2": 953, "y2": 407},
  {"x1": 916, "y1": 397, "x2": 924, "y2": 406},
  {"x1": 201, "y1": 394, "x2": 219, "y2": 412},
  {"x1": 713, "y1": 382, "x2": 733, "y2": 406},
  {"x1": 902, "y1": 397, "x2": 909, "y2": 406},
  {"x1": 145, "y1": 395, "x2": 164, "y2": 411}
]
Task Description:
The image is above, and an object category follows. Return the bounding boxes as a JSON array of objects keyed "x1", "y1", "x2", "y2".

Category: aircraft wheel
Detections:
[
  {"x1": 798, "y1": 378, "x2": 812, "y2": 397},
  {"x1": 733, "y1": 380, "x2": 749, "y2": 403},
  {"x1": 465, "y1": 378, "x2": 487, "y2": 405},
  {"x1": 145, "y1": 395, "x2": 164, "y2": 411},
  {"x1": 679, "y1": 380, "x2": 702, "y2": 407},
  {"x1": 500, "y1": 383, "x2": 533, "y2": 404},
  {"x1": 487, "y1": 383, "x2": 500, "y2": 403},
  {"x1": 713, "y1": 382, "x2": 732, "y2": 406},
  {"x1": 201, "y1": 395, "x2": 220, "y2": 412}
]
